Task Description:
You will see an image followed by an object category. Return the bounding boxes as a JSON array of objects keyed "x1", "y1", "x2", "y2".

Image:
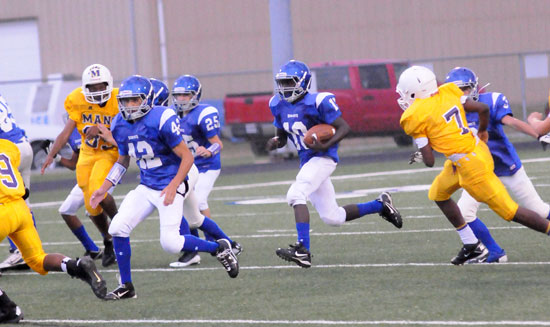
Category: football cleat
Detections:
[
  {"x1": 0, "y1": 292, "x2": 23, "y2": 324},
  {"x1": 231, "y1": 241, "x2": 243, "y2": 256},
  {"x1": 169, "y1": 251, "x2": 201, "y2": 268},
  {"x1": 0, "y1": 249, "x2": 29, "y2": 271},
  {"x1": 276, "y1": 242, "x2": 312, "y2": 268},
  {"x1": 485, "y1": 249, "x2": 508, "y2": 263},
  {"x1": 101, "y1": 239, "x2": 116, "y2": 267},
  {"x1": 72, "y1": 257, "x2": 107, "y2": 299},
  {"x1": 451, "y1": 241, "x2": 489, "y2": 265},
  {"x1": 104, "y1": 282, "x2": 137, "y2": 301},
  {"x1": 84, "y1": 249, "x2": 103, "y2": 260},
  {"x1": 215, "y1": 239, "x2": 239, "y2": 278},
  {"x1": 377, "y1": 192, "x2": 403, "y2": 229},
  {"x1": 2, "y1": 305, "x2": 23, "y2": 324}
]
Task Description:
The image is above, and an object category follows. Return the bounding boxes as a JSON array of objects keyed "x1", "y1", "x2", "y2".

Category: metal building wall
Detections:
[{"x1": 0, "y1": 0, "x2": 549, "y2": 105}]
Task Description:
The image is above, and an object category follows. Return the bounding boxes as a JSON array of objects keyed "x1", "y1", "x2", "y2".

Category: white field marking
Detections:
[
  {"x1": 29, "y1": 156, "x2": 550, "y2": 209},
  {"x1": 212, "y1": 157, "x2": 550, "y2": 192},
  {"x1": 8, "y1": 260, "x2": 550, "y2": 278},
  {"x1": 21, "y1": 319, "x2": 550, "y2": 326},
  {"x1": 0, "y1": 226, "x2": 525, "y2": 248},
  {"x1": 230, "y1": 184, "x2": 432, "y2": 205}
]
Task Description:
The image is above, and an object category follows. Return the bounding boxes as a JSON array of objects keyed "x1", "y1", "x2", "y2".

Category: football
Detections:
[{"x1": 303, "y1": 124, "x2": 336, "y2": 146}]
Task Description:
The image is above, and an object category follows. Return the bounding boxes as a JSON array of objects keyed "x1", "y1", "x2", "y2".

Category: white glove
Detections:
[
  {"x1": 409, "y1": 151, "x2": 423, "y2": 164},
  {"x1": 538, "y1": 134, "x2": 550, "y2": 151}
]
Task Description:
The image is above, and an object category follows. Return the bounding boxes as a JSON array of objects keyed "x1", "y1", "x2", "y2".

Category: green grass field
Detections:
[{"x1": 4, "y1": 138, "x2": 550, "y2": 326}]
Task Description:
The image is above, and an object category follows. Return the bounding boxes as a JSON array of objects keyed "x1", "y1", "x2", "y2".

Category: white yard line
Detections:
[{"x1": 21, "y1": 318, "x2": 550, "y2": 325}]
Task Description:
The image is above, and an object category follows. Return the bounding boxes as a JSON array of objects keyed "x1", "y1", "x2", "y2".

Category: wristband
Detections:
[
  {"x1": 207, "y1": 143, "x2": 221, "y2": 156},
  {"x1": 106, "y1": 162, "x2": 127, "y2": 186}
]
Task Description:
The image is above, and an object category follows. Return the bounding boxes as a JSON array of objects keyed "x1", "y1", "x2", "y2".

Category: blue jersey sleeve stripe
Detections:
[
  {"x1": 197, "y1": 106, "x2": 218, "y2": 125},
  {"x1": 159, "y1": 108, "x2": 177, "y2": 131},
  {"x1": 315, "y1": 92, "x2": 335, "y2": 108}
]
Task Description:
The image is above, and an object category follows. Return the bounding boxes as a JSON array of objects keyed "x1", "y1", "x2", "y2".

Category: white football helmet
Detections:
[
  {"x1": 81, "y1": 64, "x2": 113, "y2": 104},
  {"x1": 396, "y1": 66, "x2": 438, "y2": 110}
]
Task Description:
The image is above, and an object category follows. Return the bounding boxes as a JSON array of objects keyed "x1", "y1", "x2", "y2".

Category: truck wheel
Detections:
[
  {"x1": 393, "y1": 134, "x2": 413, "y2": 147},
  {"x1": 249, "y1": 138, "x2": 269, "y2": 156}
]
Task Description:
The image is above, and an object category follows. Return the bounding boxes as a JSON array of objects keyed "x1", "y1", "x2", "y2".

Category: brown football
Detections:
[{"x1": 303, "y1": 124, "x2": 336, "y2": 146}]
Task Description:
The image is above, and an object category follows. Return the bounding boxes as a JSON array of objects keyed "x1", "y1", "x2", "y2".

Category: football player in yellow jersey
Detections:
[
  {"x1": 0, "y1": 139, "x2": 107, "y2": 307},
  {"x1": 398, "y1": 66, "x2": 550, "y2": 265},
  {"x1": 41, "y1": 64, "x2": 118, "y2": 267}
]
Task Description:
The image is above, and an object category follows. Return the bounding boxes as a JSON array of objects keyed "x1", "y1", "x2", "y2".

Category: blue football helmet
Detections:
[
  {"x1": 275, "y1": 60, "x2": 312, "y2": 103},
  {"x1": 172, "y1": 75, "x2": 202, "y2": 115},
  {"x1": 445, "y1": 67, "x2": 479, "y2": 101},
  {"x1": 117, "y1": 75, "x2": 153, "y2": 121},
  {"x1": 149, "y1": 78, "x2": 169, "y2": 106}
]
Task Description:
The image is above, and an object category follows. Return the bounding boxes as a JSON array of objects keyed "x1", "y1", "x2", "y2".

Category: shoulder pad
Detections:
[
  {"x1": 269, "y1": 95, "x2": 280, "y2": 108},
  {"x1": 314, "y1": 92, "x2": 335, "y2": 107}
]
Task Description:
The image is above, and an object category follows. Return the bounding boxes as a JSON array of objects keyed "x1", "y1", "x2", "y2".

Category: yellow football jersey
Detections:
[
  {"x1": 65, "y1": 87, "x2": 119, "y2": 155},
  {"x1": 400, "y1": 83, "x2": 476, "y2": 156},
  {"x1": 0, "y1": 139, "x2": 26, "y2": 203}
]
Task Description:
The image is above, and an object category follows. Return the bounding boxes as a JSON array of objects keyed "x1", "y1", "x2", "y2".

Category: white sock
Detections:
[
  {"x1": 60, "y1": 257, "x2": 71, "y2": 273},
  {"x1": 457, "y1": 224, "x2": 478, "y2": 245}
]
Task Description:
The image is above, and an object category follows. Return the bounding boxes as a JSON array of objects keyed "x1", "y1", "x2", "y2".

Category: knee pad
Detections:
[
  {"x1": 320, "y1": 207, "x2": 346, "y2": 226},
  {"x1": 287, "y1": 183, "x2": 307, "y2": 207},
  {"x1": 159, "y1": 230, "x2": 184, "y2": 254},
  {"x1": 188, "y1": 214, "x2": 205, "y2": 229},
  {"x1": 58, "y1": 196, "x2": 84, "y2": 216},
  {"x1": 108, "y1": 215, "x2": 131, "y2": 238}
]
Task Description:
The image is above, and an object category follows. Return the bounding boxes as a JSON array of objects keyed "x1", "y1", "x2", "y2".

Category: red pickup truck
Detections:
[{"x1": 224, "y1": 59, "x2": 412, "y2": 155}]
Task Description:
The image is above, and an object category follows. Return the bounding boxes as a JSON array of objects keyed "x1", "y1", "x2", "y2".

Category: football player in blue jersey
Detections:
[
  {"x1": 91, "y1": 75, "x2": 239, "y2": 300},
  {"x1": 443, "y1": 67, "x2": 550, "y2": 263},
  {"x1": 149, "y1": 78, "x2": 170, "y2": 106},
  {"x1": 0, "y1": 93, "x2": 32, "y2": 272},
  {"x1": 266, "y1": 60, "x2": 403, "y2": 268},
  {"x1": 169, "y1": 75, "x2": 242, "y2": 268}
]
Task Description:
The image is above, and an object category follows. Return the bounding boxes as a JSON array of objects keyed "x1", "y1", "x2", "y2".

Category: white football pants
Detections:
[
  {"x1": 195, "y1": 169, "x2": 220, "y2": 212},
  {"x1": 58, "y1": 184, "x2": 114, "y2": 216},
  {"x1": 109, "y1": 165, "x2": 203, "y2": 254},
  {"x1": 16, "y1": 141, "x2": 32, "y2": 189},
  {"x1": 286, "y1": 156, "x2": 346, "y2": 226},
  {"x1": 458, "y1": 166, "x2": 550, "y2": 222}
]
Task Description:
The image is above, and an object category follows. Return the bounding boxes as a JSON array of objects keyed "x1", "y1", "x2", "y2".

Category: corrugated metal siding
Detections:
[{"x1": 0, "y1": 0, "x2": 549, "y2": 103}]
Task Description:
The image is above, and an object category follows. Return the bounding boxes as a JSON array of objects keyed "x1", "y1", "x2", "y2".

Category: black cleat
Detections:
[
  {"x1": 101, "y1": 239, "x2": 116, "y2": 267},
  {"x1": 377, "y1": 192, "x2": 402, "y2": 228},
  {"x1": 104, "y1": 282, "x2": 137, "y2": 301},
  {"x1": 231, "y1": 241, "x2": 243, "y2": 256},
  {"x1": 0, "y1": 292, "x2": 23, "y2": 324},
  {"x1": 84, "y1": 249, "x2": 103, "y2": 260},
  {"x1": 215, "y1": 239, "x2": 239, "y2": 278},
  {"x1": 169, "y1": 251, "x2": 201, "y2": 268},
  {"x1": 451, "y1": 241, "x2": 489, "y2": 265},
  {"x1": 276, "y1": 242, "x2": 312, "y2": 268},
  {"x1": 73, "y1": 257, "x2": 107, "y2": 299}
]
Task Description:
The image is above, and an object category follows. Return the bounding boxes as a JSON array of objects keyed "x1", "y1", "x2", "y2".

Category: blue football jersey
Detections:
[
  {"x1": 0, "y1": 94, "x2": 27, "y2": 144},
  {"x1": 270, "y1": 92, "x2": 342, "y2": 167},
  {"x1": 465, "y1": 92, "x2": 521, "y2": 176},
  {"x1": 178, "y1": 103, "x2": 221, "y2": 172},
  {"x1": 111, "y1": 106, "x2": 185, "y2": 190},
  {"x1": 68, "y1": 127, "x2": 82, "y2": 152}
]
